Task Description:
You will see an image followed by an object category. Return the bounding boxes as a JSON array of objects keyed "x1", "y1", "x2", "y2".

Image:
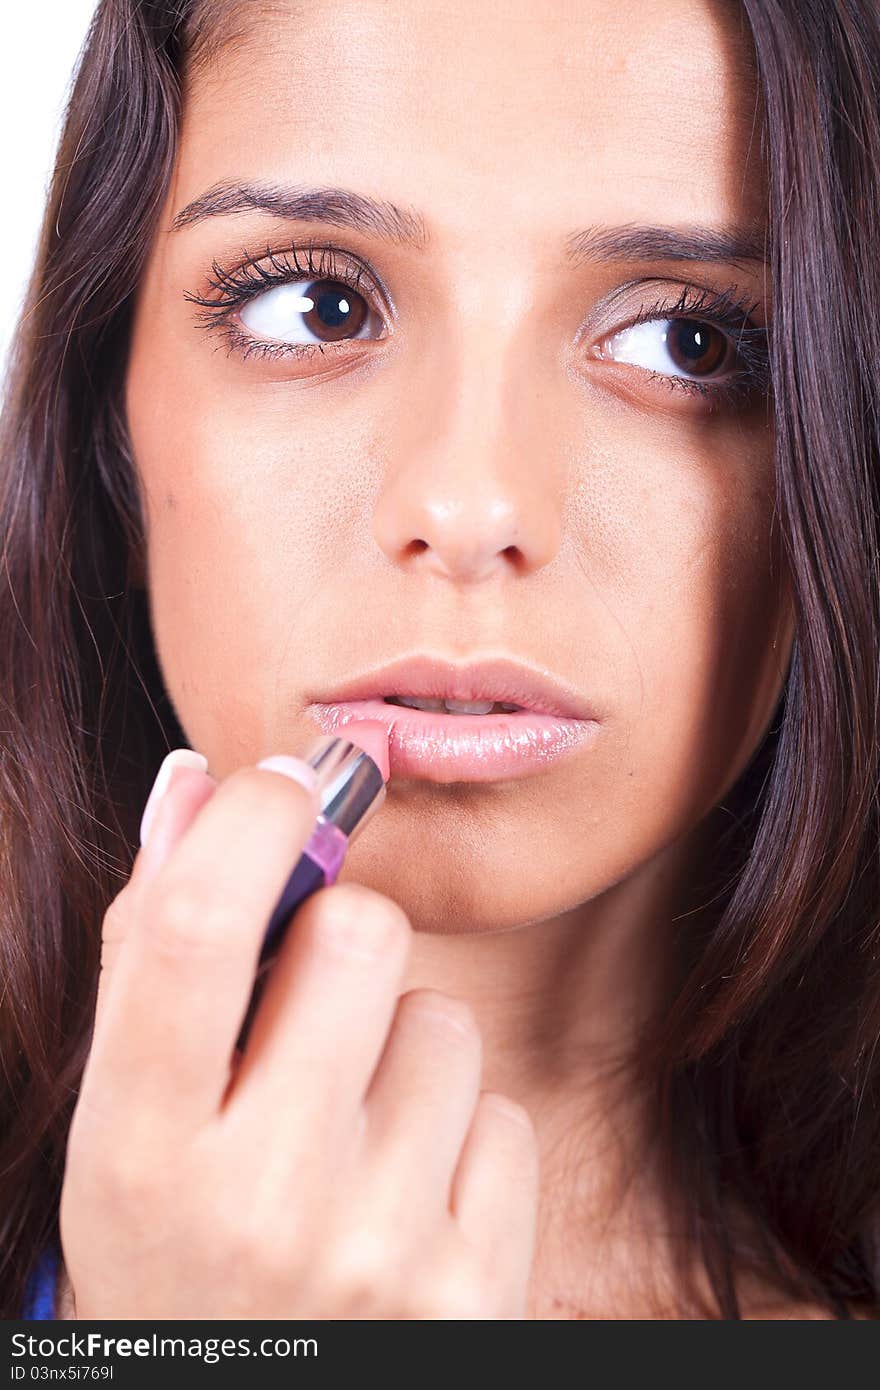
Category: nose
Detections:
[{"x1": 371, "y1": 335, "x2": 563, "y2": 585}]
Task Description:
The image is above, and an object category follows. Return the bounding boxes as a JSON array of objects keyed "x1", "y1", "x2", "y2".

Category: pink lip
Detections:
[
  {"x1": 306, "y1": 698, "x2": 600, "y2": 783},
  {"x1": 311, "y1": 652, "x2": 596, "y2": 721}
]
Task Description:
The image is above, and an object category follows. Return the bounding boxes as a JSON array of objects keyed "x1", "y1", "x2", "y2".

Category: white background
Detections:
[{"x1": 1, "y1": 2, "x2": 100, "y2": 386}]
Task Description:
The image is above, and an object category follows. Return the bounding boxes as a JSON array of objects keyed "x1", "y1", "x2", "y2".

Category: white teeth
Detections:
[
  {"x1": 389, "y1": 696, "x2": 446, "y2": 711},
  {"x1": 384, "y1": 696, "x2": 522, "y2": 715},
  {"x1": 442, "y1": 699, "x2": 496, "y2": 714}
]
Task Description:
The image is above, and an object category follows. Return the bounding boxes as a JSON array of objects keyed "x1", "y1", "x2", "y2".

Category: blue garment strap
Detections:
[{"x1": 21, "y1": 1243, "x2": 58, "y2": 1319}]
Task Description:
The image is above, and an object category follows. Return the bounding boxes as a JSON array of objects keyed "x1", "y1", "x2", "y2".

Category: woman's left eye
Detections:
[
  {"x1": 597, "y1": 317, "x2": 735, "y2": 386},
  {"x1": 238, "y1": 278, "x2": 383, "y2": 349}
]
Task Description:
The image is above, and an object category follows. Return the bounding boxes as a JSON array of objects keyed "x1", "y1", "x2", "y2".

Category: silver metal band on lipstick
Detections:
[{"x1": 305, "y1": 734, "x2": 386, "y2": 841}]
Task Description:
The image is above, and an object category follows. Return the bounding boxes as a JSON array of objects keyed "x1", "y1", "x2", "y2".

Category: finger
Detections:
[
  {"x1": 80, "y1": 759, "x2": 322, "y2": 1139},
  {"x1": 93, "y1": 750, "x2": 216, "y2": 1036},
  {"x1": 450, "y1": 1091, "x2": 540, "y2": 1311},
  {"x1": 361, "y1": 990, "x2": 483, "y2": 1210},
  {"x1": 139, "y1": 747, "x2": 211, "y2": 852},
  {"x1": 222, "y1": 882, "x2": 412, "y2": 1157}
]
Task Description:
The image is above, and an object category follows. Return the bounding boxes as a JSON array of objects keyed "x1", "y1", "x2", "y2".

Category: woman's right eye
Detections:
[{"x1": 238, "y1": 278, "x2": 385, "y2": 349}]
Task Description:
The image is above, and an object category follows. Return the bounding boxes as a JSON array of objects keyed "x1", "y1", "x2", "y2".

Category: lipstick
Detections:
[
  {"x1": 308, "y1": 700, "x2": 597, "y2": 782},
  {"x1": 236, "y1": 723, "x2": 389, "y2": 1051},
  {"x1": 306, "y1": 652, "x2": 600, "y2": 782}
]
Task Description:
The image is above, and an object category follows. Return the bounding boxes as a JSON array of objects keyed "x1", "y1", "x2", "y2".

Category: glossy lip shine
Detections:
[{"x1": 306, "y1": 698, "x2": 599, "y2": 782}]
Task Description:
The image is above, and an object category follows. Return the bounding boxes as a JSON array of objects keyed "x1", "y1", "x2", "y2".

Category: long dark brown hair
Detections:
[{"x1": 1, "y1": 0, "x2": 879, "y2": 1319}]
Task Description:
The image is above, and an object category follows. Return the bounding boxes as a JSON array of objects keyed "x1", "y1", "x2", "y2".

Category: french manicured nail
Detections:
[
  {"x1": 256, "y1": 754, "x2": 320, "y2": 797},
  {"x1": 140, "y1": 748, "x2": 209, "y2": 847}
]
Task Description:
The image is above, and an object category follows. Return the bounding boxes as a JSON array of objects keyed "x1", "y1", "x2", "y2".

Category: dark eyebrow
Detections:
[
  {"x1": 171, "y1": 180, "x2": 768, "y2": 268},
  {"x1": 171, "y1": 180, "x2": 430, "y2": 247},
  {"x1": 563, "y1": 222, "x2": 768, "y2": 267}
]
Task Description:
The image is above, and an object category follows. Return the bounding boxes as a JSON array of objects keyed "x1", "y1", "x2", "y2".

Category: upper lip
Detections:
[{"x1": 310, "y1": 653, "x2": 597, "y2": 719}]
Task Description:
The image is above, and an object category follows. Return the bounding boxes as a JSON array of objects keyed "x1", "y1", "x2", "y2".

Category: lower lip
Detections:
[{"x1": 306, "y1": 698, "x2": 599, "y2": 782}]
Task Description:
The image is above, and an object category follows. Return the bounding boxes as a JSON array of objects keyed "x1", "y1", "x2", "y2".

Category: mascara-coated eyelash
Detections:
[
  {"x1": 185, "y1": 246, "x2": 771, "y2": 410},
  {"x1": 183, "y1": 241, "x2": 384, "y2": 363},
  {"x1": 605, "y1": 281, "x2": 771, "y2": 410}
]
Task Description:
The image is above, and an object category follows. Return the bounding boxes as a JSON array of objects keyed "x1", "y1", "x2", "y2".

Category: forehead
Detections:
[{"x1": 177, "y1": 0, "x2": 763, "y2": 247}]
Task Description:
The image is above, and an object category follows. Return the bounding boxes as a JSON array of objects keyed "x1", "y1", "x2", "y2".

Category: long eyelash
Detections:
[
  {"x1": 183, "y1": 240, "x2": 376, "y2": 362},
  {"x1": 625, "y1": 282, "x2": 771, "y2": 410},
  {"x1": 185, "y1": 248, "x2": 771, "y2": 409}
]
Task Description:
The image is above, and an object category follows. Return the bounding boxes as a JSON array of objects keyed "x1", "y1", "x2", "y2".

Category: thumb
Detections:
[{"x1": 93, "y1": 749, "x2": 217, "y2": 1036}]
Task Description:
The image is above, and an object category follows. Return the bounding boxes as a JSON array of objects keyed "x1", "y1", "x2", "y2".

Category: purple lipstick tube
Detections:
[{"x1": 236, "y1": 734, "x2": 387, "y2": 1051}]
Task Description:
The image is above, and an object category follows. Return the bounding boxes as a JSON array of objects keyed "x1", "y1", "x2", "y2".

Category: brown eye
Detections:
[
  {"x1": 663, "y1": 318, "x2": 729, "y2": 377},
  {"x1": 598, "y1": 314, "x2": 734, "y2": 385},
  {"x1": 239, "y1": 277, "x2": 375, "y2": 346},
  {"x1": 296, "y1": 279, "x2": 369, "y2": 342}
]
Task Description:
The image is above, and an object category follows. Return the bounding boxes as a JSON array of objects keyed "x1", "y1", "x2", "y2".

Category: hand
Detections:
[{"x1": 59, "y1": 753, "x2": 540, "y2": 1318}]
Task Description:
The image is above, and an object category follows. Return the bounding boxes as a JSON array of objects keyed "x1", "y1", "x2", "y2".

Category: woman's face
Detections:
[{"x1": 125, "y1": 0, "x2": 793, "y2": 935}]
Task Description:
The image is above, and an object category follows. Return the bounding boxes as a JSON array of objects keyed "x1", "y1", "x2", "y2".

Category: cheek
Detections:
[
  {"x1": 125, "y1": 328, "x2": 376, "y2": 766},
  {"x1": 585, "y1": 428, "x2": 790, "y2": 838}
]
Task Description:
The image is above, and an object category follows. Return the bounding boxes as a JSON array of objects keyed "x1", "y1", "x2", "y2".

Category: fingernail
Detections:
[
  {"x1": 140, "y1": 748, "x2": 209, "y2": 847},
  {"x1": 256, "y1": 754, "x2": 320, "y2": 797}
]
